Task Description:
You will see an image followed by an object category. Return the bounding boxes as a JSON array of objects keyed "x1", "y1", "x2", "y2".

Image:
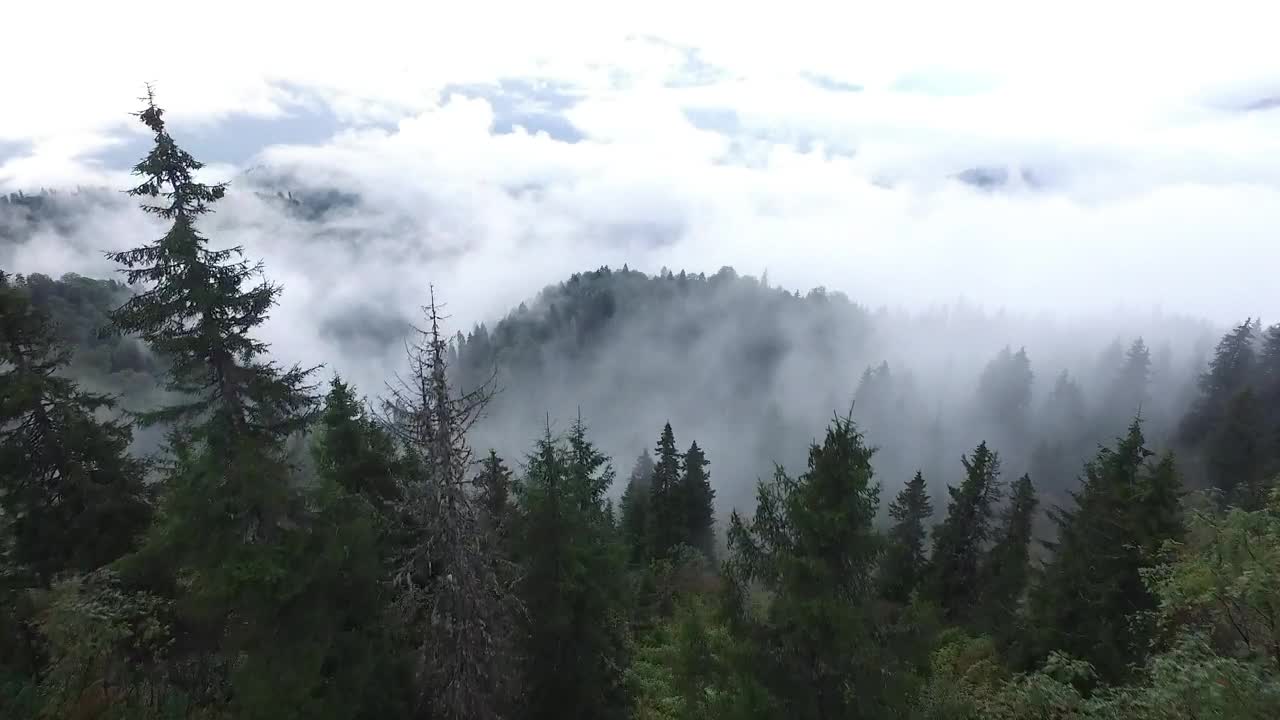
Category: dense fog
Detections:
[{"x1": 1, "y1": 187, "x2": 1223, "y2": 520}]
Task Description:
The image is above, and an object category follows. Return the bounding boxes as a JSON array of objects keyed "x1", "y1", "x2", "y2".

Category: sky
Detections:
[{"x1": 2, "y1": 0, "x2": 1279, "y2": 344}]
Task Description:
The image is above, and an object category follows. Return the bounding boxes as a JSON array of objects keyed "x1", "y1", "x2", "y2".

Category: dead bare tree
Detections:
[{"x1": 380, "y1": 287, "x2": 519, "y2": 720}]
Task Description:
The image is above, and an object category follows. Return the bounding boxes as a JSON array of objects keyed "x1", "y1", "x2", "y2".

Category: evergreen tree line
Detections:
[{"x1": 2, "y1": 94, "x2": 1279, "y2": 719}]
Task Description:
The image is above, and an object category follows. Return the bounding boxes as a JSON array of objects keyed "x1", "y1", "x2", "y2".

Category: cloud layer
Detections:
[{"x1": 2, "y1": 0, "x2": 1278, "y2": 387}]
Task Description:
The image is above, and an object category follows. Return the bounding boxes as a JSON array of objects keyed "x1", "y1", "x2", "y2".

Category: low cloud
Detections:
[{"x1": 1, "y1": 0, "x2": 1275, "y2": 507}]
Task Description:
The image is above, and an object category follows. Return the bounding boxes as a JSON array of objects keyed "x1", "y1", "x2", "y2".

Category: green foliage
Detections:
[
  {"x1": 1181, "y1": 320, "x2": 1258, "y2": 462},
  {"x1": 621, "y1": 451, "x2": 655, "y2": 565},
  {"x1": 978, "y1": 473, "x2": 1038, "y2": 643},
  {"x1": 1207, "y1": 388, "x2": 1268, "y2": 509},
  {"x1": 30, "y1": 569, "x2": 180, "y2": 719},
  {"x1": 649, "y1": 422, "x2": 685, "y2": 561},
  {"x1": 0, "y1": 272, "x2": 152, "y2": 583},
  {"x1": 1151, "y1": 488, "x2": 1280, "y2": 669},
  {"x1": 726, "y1": 413, "x2": 899, "y2": 719},
  {"x1": 107, "y1": 90, "x2": 317, "y2": 436},
  {"x1": 930, "y1": 442, "x2": 1004, "y2": 623},
  {"x1": 681, "y1": 441, "x2": 716, "y2": 561},
  {"x1": 626, "y1": 597, "x2": 742, "y2": 720},
  {"x1": 880, "y1": 470, "x2": 935, "y2": 604},
  {"x1": 916, "y1": 631, "x2": 1280, "y2": 720},
  {"x1": 513, "y1": 417, "x2": 631, "y2": 720},
  {"x1": 314, "y1": 376, "x2": 402, "y2": 508},
  {"x1": 1031, "y1": 419, "x2": 1185, "y2": 684},
  {"x1": 476, "y1": 449, "x2": 515, "y2": 545}
]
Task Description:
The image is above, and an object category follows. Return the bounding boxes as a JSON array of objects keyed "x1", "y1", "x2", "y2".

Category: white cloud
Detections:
[{"x1": 3, "y1": 0, "x2": 1279, "y2": 340}]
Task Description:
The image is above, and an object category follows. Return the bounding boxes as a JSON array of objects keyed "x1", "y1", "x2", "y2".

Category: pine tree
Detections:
[
  {"x1": 978, "y1": 473, "x2": 1037, "y2": 634},
  {"x1": 1181, "y1": 319, "x2": 1257, "y2": 446},
  {"x1": 0, "y1": 272, "x2": 151, "y2": 582},
  {"x1": 929, "y1": 441, "x2": 1004, "y2": 622},
  {"x1": 1031, "y1": 419, "x2": 1184, "y2": 684},
  {"x1": 1043, "y1": 370, "x2": 1087, "y2": 439},
  {"x1": 314, "y1": 376, "x2": 402, "y2": 509},
  {"x1": 649, "y1": 422, "x2": 685, "y2": 560},
  {"x1": 726, "y1": 414, "x2": 895, "y2": 719},
  {"x1": 1206, "y1": 388, "x2": 1267, "y2": 509},
  {"x1": 514, "y1": 417, "x2": 630, "y2": 720},
  {"x1": 476, "y1": 449, "x2": 515, "y2": 542},
  {"x1": 977, "y1": 347, "x2": 1034, "y2": 433},
  {"x1": 381, "y1": 291, "x2": 519, "y2": 720},
  {"x1": 108, "y1": 89, "x2": 317, "y2": 439},
  {"x1": 681, "y1": 441, "x2": 716, "y2": 560},
  {"x1": 1103, "y1": 339, "x2": 1152, "y2": 433},
  {"x1": 103, "y1": 92, "x2": 406, "y2": 719},
  {"x1": 620, "y1": 450, "x2": 654, "y2": 565},
  {"x1": 107, "y1": 90, "x2": 319, "y2": 556},
  {"x1": 309, "y1": 377, "x2": 415, "y2": 718},
  {"x1": 1259, "y1": 324, "x2": 1280, "y2": 479},
  {"x1": 879, "y1": 470, "x2": 934, "y2": 604}
]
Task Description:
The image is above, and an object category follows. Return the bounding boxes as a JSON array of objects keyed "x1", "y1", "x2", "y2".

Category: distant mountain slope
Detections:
[{"x1": 3, "y1": 261, "x2": 1213, "y2": 519}]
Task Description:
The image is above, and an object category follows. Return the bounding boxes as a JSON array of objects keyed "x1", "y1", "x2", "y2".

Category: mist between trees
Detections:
[{"x1": 3, "y1": 93, "x2": 1280, "y2": 719}]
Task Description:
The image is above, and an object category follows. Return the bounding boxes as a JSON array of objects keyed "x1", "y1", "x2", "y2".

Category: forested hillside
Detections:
[{"x1": 4, "y1": 96, "x2": 1280, "y2": 719}]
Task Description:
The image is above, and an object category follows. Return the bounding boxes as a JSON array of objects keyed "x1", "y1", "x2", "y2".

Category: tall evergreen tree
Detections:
[
  {"x1": 1206, "y1": 388, "x2": 1267, "y2": 509},
  {"x1": 977, "y1": 347, "x2": 1034, "y2": 436},
  {"x1": 477, "y1": 449, "x2": 515, "y2": 542},
  {"x1": 109, "y1": 90, "x2": 317, "y2": 438},
  {"x1": 514, "y1": 417, "x2": 630, "y2": 720},
  {"x1": 1181, "y1": 319, "x2": 1257, "y2": 446},
  {"x1": 1043, "y1": 370, "x2": 1087, "y2": 439},
  {"x1": 1103, "y1": 338, "x2": 1152, "y2": 432},
  {"x1": 381, "y1": 292, "x2": 519, "y2": 720},
  {"x1": 1259, "y1": 324, "x2": 1280, "y2": 478},
  {"x1": 726, "y1": 414, "x2": 895, "y2": 719},
  {"x1": 314, "y1": 376, "x2": 402, "y2": 508},
  {"x1": 0, "y1": 271, "x2": 151, "y2": 582},
  {"x1": 1031, "y1": 419, "x2": 1184, "y2": 684},
  {"x1": 929, "y1": 441, "x2": 1004, "y2": 622},
  {"x1": 680, "y1": 441, "x2": 716, "y2": 560},
  {"x1": 620, "y1": 450, "x2": 654, "y2": 565},
  {"x1": 879, "y1": 470, "x2": 934, "y2": 604},
  {"x1": 649, "y1": 423, "x2": 685, "y2": 560},
  {"x1": 100, "y1": 92, "x2": 408, "y2": 719},
  {"x1": 978, "y1": 473, "x2": 1038, "y2": 634}
]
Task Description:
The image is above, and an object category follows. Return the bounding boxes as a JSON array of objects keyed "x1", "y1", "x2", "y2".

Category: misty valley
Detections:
[{"x1": 3, "y1": 95, "x2": 1280, "y2": 720}]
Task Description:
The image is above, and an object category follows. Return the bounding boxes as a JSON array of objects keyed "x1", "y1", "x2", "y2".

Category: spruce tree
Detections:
[
  {"x1": 1031, "y1": 419, "x2": 1184, "y2": 684},
  {"x1": 1043, "y1": 370, "x2": 1087, "y2": 439},
  {"x1": 977, "y1": 347, "x2": 1034, "y2": 435},
  {"x1": 879, "y1": 470, "x2": 934, "y2": 604},
  {"x1": 726, "y1": 414, "x2": 894, "y2": 719},
  {"x1": 978, "y1": 473, "x2": 1038, "y2": 633},
  {"x1": 514, "y1": 417, "x2": 630, "y2": 720},
  {"x1": 314, "y1": 376, "x2": 402, "y2": 508},
  {"x1": 929, "y1": 441, "x2": 1003, "y2": 622},
  {"x1": 649, "y1": 422, "x2": 685, "y2": 560},
  {"x1": 620, "y1": 450, "x2": 654, "y2": 565},
  {"x1": 1103, "y1": 338, "x2": 1152, "y2": 433},
  {"x1": 104, "y1": 92, "x2": 390, "y2": 719},
  {"x1": 476, "y1": 449, "x2": 515, "y2": 542},
  {"x1": 1259, "y1": 324, "x2": 1280, "y2": 478},
  {"x1": 109, "y1": 89, "x2": 317, "y2": 439},
  {"x1": 309, "y1": 376, "x2": 415, "y2": 717},
  {"x1": 1181, "y1": 319, "x2": 1257, "y2": 446},
  {"x1": 0, "y1": 272, "x2": 151, "y2": 582},
  {"x1": 1206, "y1": 388, "x2": 1267, "y2": 509},
  {"x1": 681, "y1": 441, "x2": 716, "y2": 560}
]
